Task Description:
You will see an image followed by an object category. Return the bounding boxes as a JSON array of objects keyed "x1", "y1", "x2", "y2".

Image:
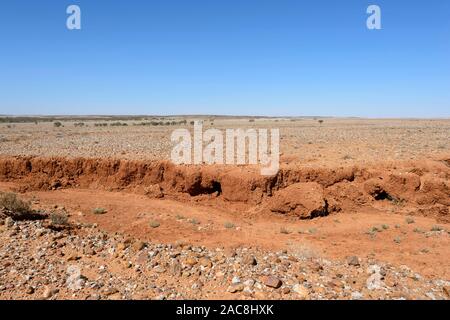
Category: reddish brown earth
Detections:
[{"x1": 0, "y1": 155, "x2": 449, "y2": 283}]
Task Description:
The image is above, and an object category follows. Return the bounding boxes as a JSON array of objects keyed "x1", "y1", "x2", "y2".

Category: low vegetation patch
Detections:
[
  {"x1": 149, "y1": 220, "x2": 160, "y2": 228},
  {"x1": 224, "y1": 222, "x2": 235, "y2": 229},
  {"x1": 0, "y1": 192, "x2": 46, "y2": 221},
  {"x1": 405, "y1": 217, "x2": 415, "y2": 224},
  {"x1": 48, "y1": 212, "x2": 70, "y2": 230},
  {"x1": 92, "y1": 207, "x2": 107, "y2": 215}
]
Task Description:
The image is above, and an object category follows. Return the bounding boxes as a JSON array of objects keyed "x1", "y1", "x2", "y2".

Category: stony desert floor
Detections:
[{"x1": 0, "y1": 116, "x2": 449, "y2": 300}]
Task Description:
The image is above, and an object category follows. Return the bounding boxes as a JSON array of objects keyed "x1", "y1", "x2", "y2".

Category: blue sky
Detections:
[{"x1": 0, "y1": 0, "x2": 449, "y2": 117}]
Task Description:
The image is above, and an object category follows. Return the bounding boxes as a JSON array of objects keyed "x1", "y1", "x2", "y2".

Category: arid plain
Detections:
[{"x1": 0, "y1": 116, "x2": 449, "y2": 300}]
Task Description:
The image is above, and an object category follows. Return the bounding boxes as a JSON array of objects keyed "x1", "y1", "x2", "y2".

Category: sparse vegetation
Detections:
[
  {"x1": 224, "y1": 222, "x2": 235, "y2": 229},
  {"x1": 0, "y1": 192, "x2": 32, "y2": 215},
  {"x1": 109, "y1": 122, "x2": 128, "y2": 127},
  {"x1": 189, "y1": 218, "x2": 200, "y2": 225},
  {"x1": 371, "y1": 226, "x2": 381, "y2": 233},
  {"x1": 431, "y1": 225, "x2": 444, "y2": 232},
  {"x1": 53, "y1": 121, "x2": 62, "y2": 128},
  {"x1": 92, "y1": 207, "x2": 107, "y2": 215},
  {"x1": 149, "y1": 220, "x2": 160, "y2": 228},
  {"x1": 405, "y1": 217, "x2": 415, "y2": 224},
  {"x1": 50, "y1": 212, "x2": 69, "y2": 226},
  {"x1": 280, "y1": 227, "x2": 291, "y2": 234}
]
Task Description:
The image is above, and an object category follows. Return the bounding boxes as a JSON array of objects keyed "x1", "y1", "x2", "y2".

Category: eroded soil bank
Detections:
[{"x1": 0, "y1": 156, "x2": 449, "y2": 222}]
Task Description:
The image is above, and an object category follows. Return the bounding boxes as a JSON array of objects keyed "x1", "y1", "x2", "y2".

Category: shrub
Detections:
[
  {"x1": 53, "y1": 121, "x2": 62, "y2": 128},
  {"x1": 0, "y1": 192, "x2": 46, "y2": 221},
  {"x1": 0, "y1": 192, "x2": 31, "y2": 214},
  {"x1": 189, "y1": 218, "x2": 200, "y2": 225},
  {"x1": 149, "y1": 220, "x2": 160, "y2": 228},
  {"x1": 405, "y1": 217, "x2": 415, "y2": 224},
  {"x1": 50, "y1": 212, "x2": 69, "y2": 226},
  {"x1": 431, "y1": 225, "x2": 443, "y2": 232},
  {"x1": 224, "y1": 222, "x2": 235, "y2": 229},
  {"x1": 280, "y1": 227, "x2": 290, "y2": 234},
  {"x1": 92, "y1": 207, "x2": 107, "y2": 215}
]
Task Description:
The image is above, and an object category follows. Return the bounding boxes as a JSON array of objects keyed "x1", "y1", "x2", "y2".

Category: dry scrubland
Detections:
[
  {"x1": 0, "y1": 116, "x2": 449, "y2": 300},
  {"x1": 0, "y1": 117, "x2": 449, "y2": 165}
]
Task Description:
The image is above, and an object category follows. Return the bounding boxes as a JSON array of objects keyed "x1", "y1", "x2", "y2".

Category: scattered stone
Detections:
[
  {"x1": 351, "y1": 291, "x2": 364, "y2": 300},
  {"x1": 232, "y1": 276, "x2": 241, "y2": 284},
  {"x1": 292, "y1": 284, "x2": 309, "y2": 299},
  {"x1": 262, "y1": 276, "x2": 282, "y2": 289},
  {"x1": 133, "y1": 241, "x2": 146, "y2": 251},
  {"x1": 103, "y1": 287, "x2": 119, "y2": 296},
  {"x1": 347, "y1": 256, "x2": 360, "y2": 267},
  {"x1": 242, "y1": 255, "x2": 257, "y2": 266},
  {"x1": 199, "y1": 257, "x2": 212, "y2": 268},
  {"x1": 228, "y1": 284, "x2": 244, "y2": 293},
  {"x1": 42, "y1": 286, "x2": 59, "y2": 299},
  {"x1": 184, "y1": 257, "x2": 197, "y2": 266}
]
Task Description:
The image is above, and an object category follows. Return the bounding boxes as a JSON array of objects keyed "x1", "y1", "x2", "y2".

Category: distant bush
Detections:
[
  {"x1": 405, "y1": 217, "x2": 415, "y2": 224},
  {"x1": 50, "y1": 212, "x2": 69, "y2": 226},
  {"x1": 74, "y1": 122, "x2": 85, "y2": 127},
  {"x1": 280, "y1": 227, "x2": 291, "y2": 234},
  {"x1": 109, "y1": 122, "x2": 128, "y2": 127},
  {"x1": 92, "y1": 207, "x2": 107, "y2": 215},
  {"x1": 53, "y1": 121, "x2": 62, "y2": 128},
  {"x1": 224, "y1": 222, "x2": 235, "y2": 229},
  {"x1": 149, "y1": 220, "x2": 160, "y2": 228}
]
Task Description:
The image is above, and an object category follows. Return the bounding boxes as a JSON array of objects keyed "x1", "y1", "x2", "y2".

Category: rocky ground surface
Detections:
[{"x1": 0, "y1": 213, "x2": 448, "y2": 300}]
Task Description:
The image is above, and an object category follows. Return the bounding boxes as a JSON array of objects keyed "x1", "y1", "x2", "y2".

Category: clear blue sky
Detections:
[{"x1": 0, "y1": 0, "x2": 449, "y2": 117}]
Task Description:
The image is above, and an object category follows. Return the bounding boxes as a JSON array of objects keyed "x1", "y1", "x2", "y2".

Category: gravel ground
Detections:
[
  {"x1": 0, "y1": 118, "x2": 449, "y2": 166},
  {"x1": 0, "y1": 213, "x2": 448, "y2": 300}
]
